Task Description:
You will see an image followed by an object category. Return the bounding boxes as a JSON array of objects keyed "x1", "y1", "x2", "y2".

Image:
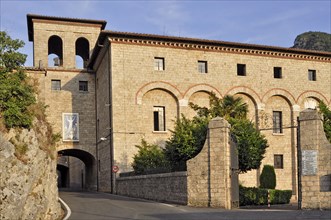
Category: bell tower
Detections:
[{"x1": 27, "y1": 14, "x2": 106, "y2": 69}]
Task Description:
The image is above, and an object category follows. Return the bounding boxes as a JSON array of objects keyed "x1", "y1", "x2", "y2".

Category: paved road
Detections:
[{"x1": 59, "y1": 191, "x2": 331, "y2": 220}]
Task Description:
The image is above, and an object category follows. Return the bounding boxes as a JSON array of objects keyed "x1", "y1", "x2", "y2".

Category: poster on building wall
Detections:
[
  {"x1": 62, "y1": 113, "x2": 79, "y2": 142},
  {"x1": 302, "y1": 150, "x2": 318, "y2": 176}
]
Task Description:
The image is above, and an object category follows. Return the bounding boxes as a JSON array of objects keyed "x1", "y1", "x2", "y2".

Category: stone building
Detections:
[{"x1": 26, "y1": 14, "x2": 331, "y2": 196}]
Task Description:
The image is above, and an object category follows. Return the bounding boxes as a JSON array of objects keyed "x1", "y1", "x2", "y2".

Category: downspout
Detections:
[
  {"x1": 107, "y1": 38, "x2": 115, "y2": 194},
  {"x1": 94, "y1": 68, "x2": 99, "y2": 191},
  {"x1": 297, "y1": 116, "x2": 302, "y2": 209}
]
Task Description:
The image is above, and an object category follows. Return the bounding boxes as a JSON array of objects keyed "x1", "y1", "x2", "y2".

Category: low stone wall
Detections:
[
  {"x1": 116, "y1": 117, "x2": 239, "y2": 209},
  {"x1": 116, "y1": 172, "x2": 187, "y2": 204}
]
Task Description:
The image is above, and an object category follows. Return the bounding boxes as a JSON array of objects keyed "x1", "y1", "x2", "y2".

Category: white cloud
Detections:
[
  {"x1": 142, "y1": 1, "x2": 190, "y2": 36},
  {"x1": 252, "y1": 7, "x2": 310, "y2": 28}
]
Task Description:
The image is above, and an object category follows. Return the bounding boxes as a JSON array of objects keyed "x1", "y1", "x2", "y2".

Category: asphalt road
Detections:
[{"x1": 59, "y1": 191, "x2": 331, "y2": 220}]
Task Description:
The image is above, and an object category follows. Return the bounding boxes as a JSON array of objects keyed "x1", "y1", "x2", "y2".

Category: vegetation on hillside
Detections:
[
  {"x1": 292, "y1": 31, "x2": 331, "y2": 52},
  {"x1": 0, "y1": 31, "x2": 36, "y2": 129},
  {"x1": 0, "y1": 31, "x2": 59, "y2": 159}
]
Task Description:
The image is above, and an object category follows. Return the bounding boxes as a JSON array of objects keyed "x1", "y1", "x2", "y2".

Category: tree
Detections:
[
  {"x1": 0, "y1": 31, "x2": 27, "y2": 72},
  {"x1": 189, "y1": 93, "x2": 248, "y2": 120},
  {"x1": 164, "y1": 115, "x2": 208, "y2": 171},
  {"x1": 318, "y1": 101, "x2": 331, "y2": 143},
  {"x1": 231, "y1": 118, "x2": 268, "y2": 172},
  {"x1": 259, "y1": 165, "x2": 276, "y2": 189},
  {"x1": 167, "y1": 92, "x2": 268, "y2": 173},
  {"x1": 0, "y1": 31, "x2": 36, "y2": 129},
  {"x1": 132, "y1": 139, "x2": 169, "y2": 174}
]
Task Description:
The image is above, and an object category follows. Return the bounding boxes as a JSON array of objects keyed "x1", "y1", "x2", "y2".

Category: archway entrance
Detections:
[{"x1": 57, "y1": 149, "x2": 96, "y2": 190}]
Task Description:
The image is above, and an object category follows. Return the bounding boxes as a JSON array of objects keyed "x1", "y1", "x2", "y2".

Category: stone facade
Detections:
[
  {"x1": 26, "y1": 14, "x2": 105, "y2": 190},
  {"x1": 25, "y1": 14, "x2": 331, "y2": 195},
  {"x1": 93, "y1": 34, "x2": 330, "y2": 195},
  {"x1": 299, "y1": 110, "x2": 331, "y2": 209}
]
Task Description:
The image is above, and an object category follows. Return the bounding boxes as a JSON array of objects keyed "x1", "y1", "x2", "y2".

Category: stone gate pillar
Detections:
[
  {"x1": 187, "y1": 117, "x2": 239, "y2": 209},
  {"x1": 299, "y1": 109, "x2": 331, "y2": 209}
]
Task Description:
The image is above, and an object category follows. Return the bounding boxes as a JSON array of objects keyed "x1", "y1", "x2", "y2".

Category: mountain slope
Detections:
[{"x1": 292, "y1": 31, "x2": 331, "y2": 52}]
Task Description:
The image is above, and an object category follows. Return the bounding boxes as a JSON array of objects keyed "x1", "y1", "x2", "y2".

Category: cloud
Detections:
[
  {"x1": 252, "y1": 7, "x2": 310, "y2": 28},
  {"x1": 142, "y1": 1, "x2": 190, "y2": 35}
]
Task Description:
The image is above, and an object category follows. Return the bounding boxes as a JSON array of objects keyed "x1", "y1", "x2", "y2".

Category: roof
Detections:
[
  {"x1": 88, "y1": 30, "x2": 331, "y2": 69},
  {"x1": 27, "y1": 14, "x2": 107, "y2": 41}
]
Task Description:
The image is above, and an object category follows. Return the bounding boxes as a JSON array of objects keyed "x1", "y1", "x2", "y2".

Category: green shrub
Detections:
[
  {"x1": 260, "y1": 165, "x2": 276, "y2": 189},
  {"x1": 164, "y1": 115, "x2": 208, "y2": 171},
  {"x1": 318, "y1": 101, "x2": 331, "y2": 143},
  {"x1": 269, "y1": 189, "x2": 292, "y2": 204},
  {"x1": 239, "y1": 185, "x2": 292, "y2": 206},
  {"x1": 132, "y1": 139, "x2": 169, "y2": 174},
  {"x1": 0, "y1": 70, "x2": 36, "y2": 129},
  {"x1": 239, "y1": 185, "x2": 267, "y2": 206}
]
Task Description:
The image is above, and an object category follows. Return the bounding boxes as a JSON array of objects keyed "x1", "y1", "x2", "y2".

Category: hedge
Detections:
[{"x1": 239, "y1": 185, "x2": 292, "y2": 206}]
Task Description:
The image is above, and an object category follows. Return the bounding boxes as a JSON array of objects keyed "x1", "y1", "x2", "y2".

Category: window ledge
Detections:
[
  {"x1": 272, "y1": 133, "x2": 284, "y2": 136},
  {"x1": 152, "y1": 131, "x2": 168, "y2": 134}
]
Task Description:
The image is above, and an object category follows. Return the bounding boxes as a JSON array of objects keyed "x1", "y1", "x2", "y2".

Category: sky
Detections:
[{"x1": 1, "y1": 0, "x2": 330, "y2": 67}]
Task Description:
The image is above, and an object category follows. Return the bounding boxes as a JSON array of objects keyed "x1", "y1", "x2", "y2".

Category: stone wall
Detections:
[
  {"x1": 0, "y1": 120, "x2": 62, "y2": 220},
  {"x1": 299, "y1": 109, "x2": 331, "y2": 209},
  {"x1": 116, "y1": 172, "x2": 187, "y2": 204},
  {"x1": 187, "y1": 117, "x2": 239, "y2": 209},
  {"x1": 116, "y1": 117, "x2": 239, "y2": 209}
]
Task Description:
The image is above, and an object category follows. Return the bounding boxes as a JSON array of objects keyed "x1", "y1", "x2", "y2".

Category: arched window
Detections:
[
  {"x1": 75, "y1": 37, "x2": 89, "y2": 69},
  {"x1": 48, "y1": 35, "x2": 63, "y2": 67}
]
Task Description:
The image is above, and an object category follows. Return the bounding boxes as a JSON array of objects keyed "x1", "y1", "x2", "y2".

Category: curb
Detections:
[{"x1": 59, "y1": 197, "x2": 71, "y2": 220}]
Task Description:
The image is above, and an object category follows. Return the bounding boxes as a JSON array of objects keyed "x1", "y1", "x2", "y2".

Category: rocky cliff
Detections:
[
  {"x1": 0, "y1": 119, "x2": 62, "y2": 220},
  {"x1": 292, "y1": 31, "x2": 331, "y2": 52}
]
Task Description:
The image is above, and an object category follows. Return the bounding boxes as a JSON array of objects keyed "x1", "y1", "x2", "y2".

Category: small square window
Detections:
[
  {"x1": 308, "y1": 69, "x2": 316, "y2": 81},
  {"x1": 198, "y1": 61, "x2": 208, "y2": 73},
  {"x1": 274, "y1": 154, "x2": 284, "y2": 169},
  {"x1": 154, "y1": 57, "x2": 165, "y2": 71},
  {"x1": 153, "y1": 106, "x2": 165, "y2": 131},
  {"x1": 237, "y1": 64, "x2": 246, "y2": 76},
  {"x1": 79, "y1": 81, "x2": 88, "y2": 92},
  {"x1": 274, "y1": 67, "x2": 282, "y2": 78},
  {"x1": 51, "y1": 80, "x2": 61, "y2": 91},
  {"x1": 273, "y1": 111, "x2": 283, "y2": 133}
]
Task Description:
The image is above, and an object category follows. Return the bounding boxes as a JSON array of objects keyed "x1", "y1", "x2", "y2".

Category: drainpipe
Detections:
[
  {"x1": 297, "y1": 117, "x2": 302, "y2": 209},
  {"x1": 107, "y1": 39, "x2": 115, "y2": 194},
  {"x1": 94, "y1": 68, "x2": 99, "y2": 191}
]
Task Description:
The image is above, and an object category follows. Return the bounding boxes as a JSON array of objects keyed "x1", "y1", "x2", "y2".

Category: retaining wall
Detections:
[{"x1": 116, "y1": 172, "x2": 187, "y2": 204}]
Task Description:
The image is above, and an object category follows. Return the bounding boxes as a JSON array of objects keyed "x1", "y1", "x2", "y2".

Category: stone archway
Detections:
[{"x1": 57, "y1": 149, "x2": 96, "y2": 190}]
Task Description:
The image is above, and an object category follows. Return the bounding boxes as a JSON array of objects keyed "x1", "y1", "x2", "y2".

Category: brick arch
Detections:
[
  {"x1": 262, "y1": 88, "x2": 296, "y2": 107},
  {"x1": 183, "y1": 84, "x2": 222, "y2": 101},
  {"x1": 296, "y1": 91, "x2": 330, "y2": 106},
  {"x1": 225, "y1": 86, "x2": 261, "y2": 106},
  {"x1": 136, "y1": 81, "x2": 182, "y2": 105}
]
